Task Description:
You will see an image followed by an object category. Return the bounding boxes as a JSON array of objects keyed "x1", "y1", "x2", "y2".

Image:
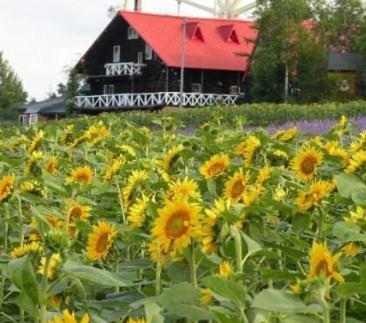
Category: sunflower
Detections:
[
  {"x1": 119, "y1": 144, "x2": 136, "y2": 157},
  {"x1": 291, "y1": 148, "x2": 323, "y2": 181},
  {"x1": 24, "y1": 150, "x2": 43, "y2": 175},
  {"x1": 126, "y1": 318, "x2": 146, "y2": 323},
  {"x1": 11, "y1": 241, "x2": 43, "y2": 258},
  {"x1": 38, "y1": 253, "x2": 62, "y2": 280},
  {"x1": 28, "y1": 130, "x2": 44, "y2": 153},
  {"x1": 256, "y1": 165, "x2": 272, "y2": 185},
  {"x1": 165, "y1": 177, "x2": 201, "y2": 202},
  {"x1": 219, "y1": 261, "x2": 232, "y2": 278},
  {"x1": 86, "y1": 221, "x2": 117, "y2": 261},
  {"x1": 65, "y1": 201, "x2": 91, "y2": 236},
  {"x1": 243, "y1": 184, "x2": 263, "y2": 206},
  {"x1": 122, "y1": 170, "x2": 149, "y2": 205},
  {"x1": 103, "y1": 155, "x2": 125, "y2": 181},
  {"x1": 20, "y1": 180, "x2": 47, "y2": 197},
  {"x1": 271, "y1": 149, "x2": 289, "y2": 160},
  {"x1": 68, "y1": 166, "x2": 93, "y2": 185},
  {"x1": 44, "y1": 156, "x2": 58, "y2": 175},
  {"x1": 324, "y1": 141, "x2": 349, "y2": 164},
  {"x1": 0, "y1": 174, "x2": 15, "y2": 202},
  {"x1": 200, "y1": 154, "x2": 230, "y2": 179},
  {"x1": 235, "y1": 135, "x2": 261, "y2": 167},
  {"x1": 48, "y1": 309, "x2": 90, "y2": 323},
  {"x1": 59, "y1": 124, "x2": 75, "y2": 145},
  {"x1": 276, "y1": 127, "x2": 298, "y2": 142},
  {"x1": 151, "y1": 199, "x2": 201, "y2": 254},
  {"x1": 200, "y1": 288, "x2": 214, "y2": 305},
  {"x1": 350, "y1": 132, "x2": 366, "y2": 153},
  {"x1": 345, "y1": 206, "x2": 365, "y2": 224},
  {"x1": 158, "y1": 144, "x2": 184, "y2": 170},
  {"x1": 341, "y1": 242, "x2": 360, "y2": 258},
  {"x1": 308, "y1": 242, "x2": 343, "y2": 282},
  {"x1": 127, "y1": 195, "x2": 149, "y2": 228},
  {"x1": 296, "y1": 180, "x2": 335, "y2": 213},
  {"x1": 345, "y1": 150, "x2": 366, "y2": 173},
  {"x1": 273, "y1": 185, "x2": 287, "y2": 202},
  {"x1": 224, "y1": 171, "x2": 249, "y2": 202}
]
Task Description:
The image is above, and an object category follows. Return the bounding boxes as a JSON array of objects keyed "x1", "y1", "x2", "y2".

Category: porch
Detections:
[{"x1": 75, "y1": 92, "x2": 239, "y2": 109}]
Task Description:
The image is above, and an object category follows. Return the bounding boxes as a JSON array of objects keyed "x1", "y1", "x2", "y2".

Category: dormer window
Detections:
[
  {"x1": 185, "y1": 22, "x2": 204, "y2": 42},
  {"x1": 113, "y1": 45, "x2": 120, "y2": 63},
  {"x1": 128, "y1": 27, "x2": 138, "y2": 40},
  {"x1": 145, "y1": 44, "x2": 153, "y2": 60},
  {"x1": 218, "y1": 24, "x2": 240, "y2": 44}
]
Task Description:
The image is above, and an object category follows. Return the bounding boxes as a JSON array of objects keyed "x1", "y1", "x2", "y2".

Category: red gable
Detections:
[{"x1": 120, "y1": 11, "x2": 258, "y2": 72}]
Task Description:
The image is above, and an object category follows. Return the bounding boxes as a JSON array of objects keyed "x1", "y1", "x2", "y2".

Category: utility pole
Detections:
[{"x1": 179, "y1": 18, "x2": 187, "y2": 108}]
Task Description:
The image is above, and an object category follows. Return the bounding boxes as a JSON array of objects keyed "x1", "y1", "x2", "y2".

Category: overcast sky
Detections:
[{"x1": 0, "y1": 0, "x2": 253, "y2": 101}]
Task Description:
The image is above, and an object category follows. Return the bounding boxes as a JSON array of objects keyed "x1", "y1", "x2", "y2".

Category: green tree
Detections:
[
  {"x1": 0, "y1": 52, "x2": 27, "y2": 120},
  {"x1": 251, "y1": 0, "x2": 327, "y2": 103}
]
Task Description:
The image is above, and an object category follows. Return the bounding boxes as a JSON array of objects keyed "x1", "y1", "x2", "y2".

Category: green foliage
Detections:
[{"x1": 0, "y1": 52, "x2": 27, "y2": 120}]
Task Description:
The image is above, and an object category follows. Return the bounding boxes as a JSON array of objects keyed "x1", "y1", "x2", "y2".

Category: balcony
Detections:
[
  {"x1": 75, "y1": 92, "x2": 239, "y2": 109},
  {"x1": 104, "y1": 62, "x2": 146, "y2": 76}
]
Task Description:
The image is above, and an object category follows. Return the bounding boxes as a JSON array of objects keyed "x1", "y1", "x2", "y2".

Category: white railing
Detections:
[
  {"x1": 105, "y1": 62, "x2": 146, "y2": 76},
  {"x1": 75, "y1": 92, "x2": 238, "y2": 109}
]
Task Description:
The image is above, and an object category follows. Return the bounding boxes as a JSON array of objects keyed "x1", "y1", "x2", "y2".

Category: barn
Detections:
[{"x1": 74, "y1": 10, "x2": 258, "y2": 111}]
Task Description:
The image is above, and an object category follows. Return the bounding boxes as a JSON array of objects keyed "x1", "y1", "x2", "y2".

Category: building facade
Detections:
[{"x1": 75, "y1": 11, "x2": 258, "y2": 111}]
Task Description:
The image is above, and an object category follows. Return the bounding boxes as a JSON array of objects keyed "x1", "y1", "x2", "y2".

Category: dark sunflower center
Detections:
[
  {"x1": 315, "y1": 259, "x2": 331, "y2": 277},
  {"x1": 300, "y1": 156, "x2": 317, "y2": 175},
  {"x1": 0, "y1": 182, "x2": 11, "y2": 196},
  {"x1": 96, "y1": 233, "x2": 109, "y2": 253},
  {"x1": 231, "y1": 180, "x2": 245, "y2": 199},
  {"x1": 70, "y1": 207, "x2": 82, "y2": 221},
  {"x1": 165, "y1": 211, "x2": 190, "y2": 238},
  {"x1": 76, "y1": 173, "x2": 89, "y2": 182},
  {"x1": 208, "y1": 163, "x2": 225, "y2": 176}
]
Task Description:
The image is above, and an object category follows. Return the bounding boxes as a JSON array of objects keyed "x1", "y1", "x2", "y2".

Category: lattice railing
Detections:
[
  {"x1": 75, "y1": 92, "x2": 238, "y2": 109},
  {"x1": 104, "y1": 62, "x2": 146, "y2": 76}
]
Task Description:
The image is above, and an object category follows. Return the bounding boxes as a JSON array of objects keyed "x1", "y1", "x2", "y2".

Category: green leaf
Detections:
[
  {"x1": 63, "y1": 260, "x2": 134, "y2": 287},
  {"x1": 203, "y1": 275, "x2": 246, "y2": 305},
  {"x1": 7, "y1": 256, "x2": 43, "y2": 307},
  {"x1": 242, "y1": 232, "x2": 262, "y2": 255},
  {"x1": 158, "y1": 282, "x2": 213, "y2": 320},
  {"x1": 334, "y1": 174, "x2": 366, "y2": 199},
  {"x1": 145, "y1": 302, "x2": 164, "y2": 323},
  {"x1": 336, "y1": 282, "x2": 366, "y2": 298},
  {"x1": 252, "y1": 289, "x2": 322, "y2": 314},
  {"x1": 332, "y1": 222, "x2": 366, "y2": 242}
]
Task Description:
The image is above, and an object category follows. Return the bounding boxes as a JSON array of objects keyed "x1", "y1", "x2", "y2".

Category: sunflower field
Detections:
[{"x1": 1, "y1": 113, "x2": 366, "y2": 323}]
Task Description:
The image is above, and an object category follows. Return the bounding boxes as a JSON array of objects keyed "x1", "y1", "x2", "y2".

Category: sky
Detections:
[{"x1": 0, "y1": 0, "x2": 254, "y2": 101}]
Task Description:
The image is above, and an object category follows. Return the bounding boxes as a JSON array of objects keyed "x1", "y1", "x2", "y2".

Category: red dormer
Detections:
[
  {"x1": 218, "y1": 24, "x2": 240, "y2": 44},
  {"x1": 185, "y1": 22, "x2": 205, "y2": 42}
]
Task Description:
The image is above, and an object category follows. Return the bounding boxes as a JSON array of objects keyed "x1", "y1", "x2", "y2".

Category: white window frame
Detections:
[
  {"x1": 137, "y1": 52, "x2": 144, "y2": 64},
  {"x1": 128, "y1": 27, "x2": 138, "y2": 40},
  {"x1": 113, "y1": 45, "x2": 121, "y2": 63},
  {"x1": 230, "y1": 85, "x2": 240, "y2": 95},
  {"x1": 145, "y1": 44, "x2": 153, "y2": 60},
  {"x1": 192, "y1": 83, "x2": 202, "y2": 93},
  {"x1": 29, "y1": 114, "x2": 38, "y2": 125},
  {"x1": 103, "y1": 84, "x2": 115, "y2": 95}
]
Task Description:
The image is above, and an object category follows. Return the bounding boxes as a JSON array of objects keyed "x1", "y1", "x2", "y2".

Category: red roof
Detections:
[{"x1": 120, "y1": 11, "x2": 258, "y2": 72}]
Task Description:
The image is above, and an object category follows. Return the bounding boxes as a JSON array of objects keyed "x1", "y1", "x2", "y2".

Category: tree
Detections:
[
  {"x1": 0, "y1": 52, "x2": 27, "y2": 120},
  {"x1": 250, "y1": 0, "x2": 330, "y2": 103}
]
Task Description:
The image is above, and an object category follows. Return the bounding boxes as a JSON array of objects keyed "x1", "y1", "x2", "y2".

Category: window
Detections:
[
  {"x1": 145, "y1": 44, "x2": 153, "y2": 60},
  {"x1": 113, "y1": 45, "x2": 120, "y2": 63},
  {"x1": 103, "y1": 84, "x2": 115, "y2": 95},
  {"x1": 29, "y1": 114, "x2": 38, "y2": 125},
  {"x1": 128, "y1": 27, "x2": 138, "y2": 40},
  {"x1": 137, "y1": 52, "x2": 143, "y2": 64},
  {"x1": 230, "y1": 86, "x2": 239, "y2": 95},
  {"x1": 192, "y1": 83, "x2": 202, "y2": 93}
]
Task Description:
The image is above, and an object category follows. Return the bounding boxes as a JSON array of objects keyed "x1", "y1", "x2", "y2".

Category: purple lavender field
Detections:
[{"x1": 255, "y1": 116, "x2": 366, "y2": 134}]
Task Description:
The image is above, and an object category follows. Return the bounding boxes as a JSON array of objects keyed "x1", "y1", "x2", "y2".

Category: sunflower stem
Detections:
[
  {"x1": 190, "y1": 244, "x2": 198, "y2": 288},
  {"x1": 17, "y1": 196, "x2": 24, "y2": 247},
  {"x1": 317, "y1": 208, "x2": 325, "y2": 241},
  {"x1": 155, "y1": 245, "x2": 162, "y2": 296},
  {"x1": 116, "y1": 181, "x2": 126, "y2": 224},
  {"x1": 231, "y1": 226, "x2": 243, "y2": 275},
  {"x1": 339, "y1": 298, "x2": 346, "y2": 323},
  {"x1": 4, "y1": 203, "x2": 9, "y2": 252},
  {"x1": 40, "y1": 254, "x2": 51, "y2": 323}
]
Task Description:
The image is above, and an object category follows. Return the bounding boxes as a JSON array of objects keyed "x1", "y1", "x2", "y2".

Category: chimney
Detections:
[{"x1": 134, "y1": 0, "x2": 141, "y2": 11}]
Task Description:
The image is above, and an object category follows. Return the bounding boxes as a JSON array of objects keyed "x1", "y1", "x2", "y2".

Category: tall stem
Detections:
[
  {"x1": 190, "y1": 244, "x2": 198, "y2": 288},
  {"x1": 40, "y1": 255, "x2": 51, "y2": 323},
  {"x1": 17, "y1": 196, "x2": 24, "y2": 247},
  {"x1": 317, "y1": 208, "x2": 325, "y2": 241},
  {"x1": 231, "y1": 226, "x2": 243, "y2": 274},
  {"x1": 4, "y1": 204, "x2": 9, "y2": 252},
  {"x1": 155, "y1": 245, "x2": 162, "y2": 296},
  {"x1": 339, "y1": 298, "x2": 346, "y2": 323}
]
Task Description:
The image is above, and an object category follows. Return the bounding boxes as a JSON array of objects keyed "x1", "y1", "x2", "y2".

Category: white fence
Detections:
[
  {"x1": 104, "y1": 62, "x2": 145, "y2": 76},
  {"x1": 75, "y1": 92, "x2": 238, "y2": 109}
]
